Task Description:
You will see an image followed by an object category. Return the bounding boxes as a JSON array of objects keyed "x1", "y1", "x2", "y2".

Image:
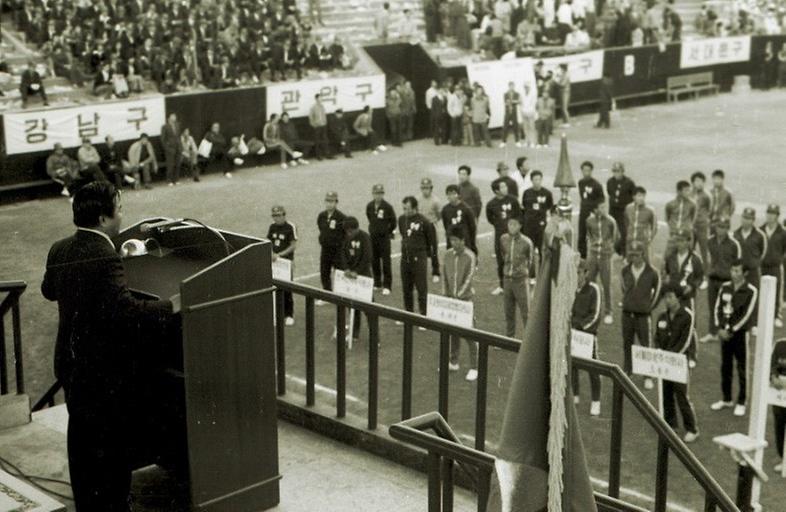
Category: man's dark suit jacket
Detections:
[{"x1": 42, "y1": 229, "x2": 172, "y2": 412}]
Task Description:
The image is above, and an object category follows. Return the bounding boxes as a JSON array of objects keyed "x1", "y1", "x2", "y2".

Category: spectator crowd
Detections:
[
  {"x1": 694, "y1": 0, "x2": 786, "y2": 37},
  {"x1": 8, "y1": 0, "x2": 351, "y2": 101}
]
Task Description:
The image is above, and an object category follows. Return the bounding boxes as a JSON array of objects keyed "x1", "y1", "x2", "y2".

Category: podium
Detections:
[{"x1": 117, "y1": 218, "x2": 280, "y2": 511}]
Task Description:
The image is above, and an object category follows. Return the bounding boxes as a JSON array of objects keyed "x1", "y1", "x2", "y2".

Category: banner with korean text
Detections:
[
  {"x1": 680, "y1": 36, "x2": 751, "y2": 68},
  {"x1": 266, "y1": 74, "x2": 386, "y2": 118},
  {"x1": 3, "y1": 97, "x2": 166, "y2": 155},
  {"x1": 541, "y1": 50, "x2": 605, "y2": 84},
  {"x1": 466, "y1": 57, "x2": 536, "y2": 129}
]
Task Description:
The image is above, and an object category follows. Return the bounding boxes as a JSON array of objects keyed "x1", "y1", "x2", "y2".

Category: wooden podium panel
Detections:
[{"x1": 180, "y1": 242, "x2": 280, "y2": 511}]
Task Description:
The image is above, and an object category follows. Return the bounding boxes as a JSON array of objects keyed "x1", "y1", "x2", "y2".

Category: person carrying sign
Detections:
[
  {"x1": 770, "y1": 338, "x2": 786, "y2": 472},
  {"x1": 317, "y1": 191, "x2": 346, "y2": 299},
  {"x1": 366, "y1": 184, "x2": 397, "y2": 296},
  {"x1": 341, "y1": 216, "x2": 373, "y2": 345},
  {"x1": 572, "y1": 259, "x2": 602, "y2": 417},
  {"x1": 399, "y1": 196, "x2": 440, "y2": 321},
  {"x1": 267, "y1": 205, "x2": 298, "y2": 326},
  {"x1": 656, "y1": 283, "x2": 699, "y2": 443},
  {"x1": 443, "y1": 225, "x2": 478, "y2": 382},
  {"x1": 711, "y1": 258, "x2": 757, "y2": 417}
]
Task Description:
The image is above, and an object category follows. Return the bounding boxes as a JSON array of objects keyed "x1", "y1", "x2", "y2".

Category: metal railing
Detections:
[
  {"x1": 0, "y1": 281, "x2": 27, "y2": 396},
  {"x1": 272, "y1": 278, "x2": 740, "y2": 512}
]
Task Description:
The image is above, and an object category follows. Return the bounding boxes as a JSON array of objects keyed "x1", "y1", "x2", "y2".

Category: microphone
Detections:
[{"x1": 139, "y1": 218, "x2": 184, "y2": 235}]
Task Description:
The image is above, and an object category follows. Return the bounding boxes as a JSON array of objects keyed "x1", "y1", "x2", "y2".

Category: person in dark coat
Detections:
[
  {"x1": 341, "y1": 216, "x2": 373, "y2": 343},
  {"x1": 607, "y1": 162, "x2": 635, "y2": 254},
  {"x1": 41, "y1": 182, "x2": 175, "y2": 511},
  {"x1": 20, "y1": 60, "x2": 49, "y2": 107},
  {"x1": 596, "y1": 74, "x2": 613, "y2": 128},
  {"x1": 366, "y1": 184, "x2": 397, "y2": 293},
  {"x1": 161, "y1": 113, "x2": 183, "y2": 185},
  {"x1": 328, "y1": 109, "x2": 352, "y2": 158},
  {"x1": 317, "y1": 191, "x2": 347, "y2": 293}
]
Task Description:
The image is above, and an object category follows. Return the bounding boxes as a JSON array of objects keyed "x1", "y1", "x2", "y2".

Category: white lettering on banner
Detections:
[
  {"x1": 631, "y1": 346, "x2": 688, "y2": 384},
  {"x1": 333, "y1": 270, "x2": 374, "y2": 302},
  {"x1": 466, "y1": 58, "x2": 536, "y2": 129},
  {"x1": 3, "y1": 97, "x2": 165, "y2": 155},
  {"x1": 266, "y1": 75, "x2": 386, "y2": 118},
  {"x1": 624, "y1": 55, "x2": 635, "y2": 76},
  {"x1": 570, "y1": 329, "x2": 595, "y2": 359},
  {"x1": 272, "y1": 258, "x2": 292, "y2": 281},
  {"x1": 767, "y1": 385, "x2": 786, "y2": 408},
  {"x1": 680, "y1": 36, "x2": 751, "y2": 68},
  {"x1": 541, "y1": 50, "x2": 605, "y2": 84},
  {"x1": 426, "y1": 294, "x2": 473, "y2": 328}
]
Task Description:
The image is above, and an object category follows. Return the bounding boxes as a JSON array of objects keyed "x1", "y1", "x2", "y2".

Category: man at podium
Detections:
[{"x1": 42, "y1": 181, "x2": 178, "y2": 512}]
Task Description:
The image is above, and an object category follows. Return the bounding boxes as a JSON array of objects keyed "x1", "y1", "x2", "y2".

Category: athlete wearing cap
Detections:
[
  {"x1": 366, "y1": 184, "x2": 397, "y2": 295},
  {"x1": 702, "y1": 217, "x2": 742, "y2": 343},
  {"x1": 577, "y1": 161, "x2": 605, "y2": 259},
  {"x1": 761, "y1": 204, "x2": 786, "y2": 327},
  {"x1": 734, "y1": 207, "x2": 767, "y2": 292},
  {"x1": 267, "y1": 205, "x2": 298, "y2": 325},
  {"x1": 661, "y1": 228, "x2": 704, "y2": 311},
  {"x1": 399, "y1": 196, "x2": 440, "y2": 321},
  {"x1": 607, "y1": 162, "x2": 635, "y2": 256},
  {"x1": 316, "y1": 191, "x2": 346, "y2": 301},
  {"x1": 419, "y1": 177, "x2": 443, "y2": 228}
]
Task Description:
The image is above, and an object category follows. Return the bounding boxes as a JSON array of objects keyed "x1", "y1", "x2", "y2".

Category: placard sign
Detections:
[
  {"x1": 570, "y1": 329, "x2": 595, "y2": 359},
  {"x1": 632, "y1": 346, "x2": 688, "y2": 384},
  {"x1": 332, "y1": 270, "x2": 374, "y2": 302},
  {"x1": 271, "y1": 258, "x2": 292, "y2": 281},
  {"x1": 3, "y1": 97, "x2": 165, "y2": 155},
  {"x1": 266, "y1": 74, "x2": 386, "y2": 118},
  {"x1": 767, "y1": 385, "x2": 786, "y2": 408},
  {"x1": 426, "y1": 294, "x2": 473, "y2": 328}
]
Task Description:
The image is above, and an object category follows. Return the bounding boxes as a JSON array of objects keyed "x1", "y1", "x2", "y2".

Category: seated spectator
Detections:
[
  {"x1": 77, "y1": 138, "x2": 107, "y2": 182},
  {"x1": 516, "y1": 15, "x2": 540, "y2": 47},
  {"x1": 203, "y1": 122, "x2": 233, "y2": 178},
  {"x1": 565, "y1": 20, "x2": 591, "y2": 51},
  {"x1": 112, "y1": 64, "x2": 130, "y2": 99},
  {"x1": 263, "y1": 113, "x2": 302, "y2": 169},
  {"x1": 125, "y1": 133, "x2": 157, "y2": 189},
  {"x1": 99, "y1": 135, "x2": 136, "y2": 188},
  {"x1": 227, "y1": 136, "x2": 246, "y2": 166},
  {"x1": 353, "y1": 105, "x2": 386, "y2": 154},
  {"x1": 180, "y1": 128, "x2": 200, "y2": 182},
  {"x1": 20, "y1": 60, "x2": 48, "y2": 108},
  {"x1": 93, "y1": 62, "x2": 114, "y2": 99},
  {"x1": 279, "y1": 112, "x2": 312, "y2": 161},
  {"x1": 46, "y1": 143, "x2": 79, "y2": 196},
  {"x1": 329, "y1": 109, "x2": 352, "y2": 158},
  {"x1": 330, "y1": 37, "x2": 348, "y2": 69}
]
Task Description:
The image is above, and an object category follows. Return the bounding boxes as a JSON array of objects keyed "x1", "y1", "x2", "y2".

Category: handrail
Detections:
[{"x1": 0, "y1": 280, "x2": 28, "y2": 396}]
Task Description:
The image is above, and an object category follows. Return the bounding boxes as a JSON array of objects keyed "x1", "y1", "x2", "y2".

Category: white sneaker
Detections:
[
  {"x1": 285, "y1": 316, "x2": 295, "y2": 326},
  {"x1": 224, "y1": 172, "x2": 233, "y2": 179},
  {"x1": 699, "y1": 334, "x2": 717, "y2": 344},
  {"x1": 604, "y1": 314, "x2": 613, "y2": 325},
  {"x1": 699, "y1": 279, "x2": 708, "y2": 290},
  {"x1": 418, "y1": 326, "x2": 427, "y2": 332},
  {"x1": 432, "y1": 275, "x2": 440, "y2": 283},
  {"x1": 734, "y1": 404, "x2": 746, "y2": 416},
  {"x1": 448, "y1": 362, "x2": 460, "y2": 371},
  {"x1": 300, "y1": 159, "x2": 310, "y2": 165},
  {"x1": 465, "y1": 369, "x2": 478, "y2": 381},
  {"x1": 683, "y1": 431, "x2": 700, "y2": 443},
  {"x1": 123, "y1": 175, "x2": 136, "y2": 184},
  {"x1": 644, "y1": 378, "x2": 654, "y2": 390},
  {"x1": 381, "y1": 288, "x2": 391, "y2": 296},
  {"x1": 395, "y1": 320, "x2": 403, "y2": 326},
  {"x1": 315, "y1": 299, "x2": 327, "y2": 307},
  {"x1": 292, "y1": 151, "x2": 303, "y2": 159},
  {"x1": 710, "y1": 400, "x2": 734, "y2": 411},
  {"x1": 377, "y1": 145, "x2": 388, "y2": 152},
  {"x1": 491, "y1": 286, "x2": 503, "y2": 296},
  {"x1": 281, "y1": 163, "x2": 288, "y2": 169},
  {"x1": 529, "y1": 278, "x2": 536, "y2": 287},
  {"x1": 775, "y1": 462, "x2": 783, "y2": 472},
  {"x1": 590, "y1": 401, "x2": 601, "y2": 416},
  {"x1": 574, "y1": 395, "x2": 580, "y2": 405},
  {"x1": 61, "y1": 186, "x2": 70, "y2": 197},
  {"x1": 373, "y1": 150, "x2": 379, "y2": 155},
  {"x1": 289, "y1": 160, "x2": 298, "y2": 167},
  {"x1": 515, "y1": 141, "x2": 522, "y2": 148},
  {"x1": 752, "y1": 327, "x2": 758, "y2": 337},
  {"x1": 498, "y1": 142, "x2": 506, "y2": 148},
  {"x1": 776, "y1": 318, "x2": 784, "y2": 328}
]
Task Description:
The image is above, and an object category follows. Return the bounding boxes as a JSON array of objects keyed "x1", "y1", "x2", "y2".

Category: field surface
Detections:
[{"x1": 3, "y1": 90, "x2": 786, "y2": 511}]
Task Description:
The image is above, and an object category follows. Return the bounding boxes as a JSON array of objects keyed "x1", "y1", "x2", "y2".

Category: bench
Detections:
[{"x1": 667, "y1": 72, "x2": 720, "y2": 102}]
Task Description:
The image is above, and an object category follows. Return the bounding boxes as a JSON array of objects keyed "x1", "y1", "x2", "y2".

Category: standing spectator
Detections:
[
  {"x1": 487, "y1": 180, "x2": 522, "y2": 294},
  {"x1": 690, "y1": 172, "x2": 712, "y2": 269},
  {"x1": 710, "y1": 259, "x2": 757, "y2": 417},
  {"x1": 500, "y1": 216, "x2": 533, "y2": 337},
  {"x1": 462, "y1": 103, "x2": 474, "y2": 146},
  {"x1": 203, "y1": 122, "x2": 232, "y2": 178},
  {"x1": 386, "y1": 87, "x2": 403, "y2": 147},
  {"x1": 309, "y1": 94, "x2": 330, "y2": 160},
  {"x1": 625, "y1": 187, "x2": 658, "y2": 259},
  {"x1": 701, "y1": 219, "x2": 741, "y2": 343},
  {"x1": 471, "y1": 85, "x2": 492, "y2": 147},
  {"x1": 125, "y1": 133, "x2": 157, "y2": 189},
  {"x1": 761, "y1": 205, "x2": 786, "y2": 328},
  {"x1": 494, "y1": 162, "x2": 519, "y2": 199},
  {"x1": 577, "y1": 161, "x2": 605, "y2": 259},
  {"x1": 180, "y1": 128, "x2": 200, "y2": 182},
  {"x1": 572, "y1": 259, "x2": 602, "y2": 416},
  {"x1": 20, "y1": 60, "x2": 48, "y2": 108},
  {"x1": 366, "y1": 184, "x2": 397, "y2": 295},
  {"x1": 500, "y1": 82, "x2": 522, "y2": 148},
  {"x1": 375, "y1": 2, "x2": 392, "y2": 41},
  {"x1": 515, "y1": 156, "x2": 534, "y2": 192},
  {"x1": 399, "y1": 196, "x2": 440, "y2": 318},
  {"x1": 46, "y1": 143, "x2": 80, "y2": 196},
  {"x1": 556, "y1": 0, "x2": 574, "y2": 42},
  {"x1": 447, "y1": 87, "x2": 465, "y2": 146},
  {"x1": 607, "y1": 162, "x2": 635, "y2": 256},
  {"x1": 100, "y1": 136, "x2": 136, "y2": 188},
  {"x1": 656, "y1": 284, "x2": 699, "y2": 442},
  {"x1": 398, "y1": 9, "x2": 418, "y2": 43},
  {"x1": 400, "y1": 81, "x2": 417, "y2": 141},
  {"x1": 734, "y1": 208, "x2": 767, "y2": 292},
  {"x1": 316, "y1": 191, "x2": 347, "y2": 297},
  {"x1": 353, "y1": 106, "x2": 387, "y2": 154},
  {"x1": 442, "y1": 184, "x2": 478, "y2": 254},
  {"x1": 329, "y1": 109, "x2": 353, "y2": 159},
  {"x1": 709, "y1": 169, "x2": 735, "y2": 229},
  {"x1": 424, "y1": 0, "x2": 440, "y2": 42},
  {"x1": 161, "y1": 113, "x2": 182, "y2": 186},
  {"x1": 425, "y1": 79, "x2": 439, "y2": 115},
  {"x1": 596, "y1": 74, "x2": 614, "y2": 128},
  {"x1": 556, "y1": 63, "x2": 572, "y2": 125},
  {"x1": 419, "y1": 178, "x2": 443, "y2": 228},
  {"x1": 564, "y1": 22, "x2": 590, "y2": 51},
  {"x1": 93, "y1": 62, "x2": 114, "y2": 98},
  {"x1": 587, "y1": 201, "x2": 618, "y2": 325},
  {"x1": 444, "y1": 224, "x2": 479, "y2": 382},
  {"x1": 430, "y1": 86, "x2": 448, "y2": 145},
  {"x1": 535, "y1": 88, "x2": 555, "y2": 147},
  {"x1": 664, "y1": 180, "x2": 697, "y2": 257},
  {"x1": 620, "y1": 241, "x2": 661, "y2": 385},
  {"x1": 341, "y1": 217, "x2": 373, "y2": 344},
  {"x1": 264, "y1": 113, "x2": 302, "y2": 169},
  {"x1": 519, "y1": 82, "x2": 537, "y2": 148},
  {"x1": 267, "y1": 205, "x2": 298, "y2": 326},
  {"x1": 521, "y1": 170, "x2": 553, "y2": 257},
  {"x1": 457, "y1": 165, "x2": 482, "y2": 220}
]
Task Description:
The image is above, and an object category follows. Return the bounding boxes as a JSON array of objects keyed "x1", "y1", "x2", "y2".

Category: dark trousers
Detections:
[
  {"x1": 774, "y1": 405, "x2": 786, "y2": 457},
  {"x1": 282, "y1": 290, "x2": 294, "y2": 318},
  {"x1": 388, "y1": 115, "x2": 402, "y2": 146},
  {"x1": 578, "y1": 208, "x2": 592, "y2": 259},
  {"x1": 450, "y1": 116, "x2": 462, "y2": 145},
  {"x1": 522, "y1": 219, "x2": 545, "y2": 255},
  {"x1": 693, "y1": 223, "x2": 710, "y2": 267},
  {"x1": 401, "y1": 254, "x2": 428, "y2": 315},
  {"x1": 320, "y1": 244, "x2": 342, "y2": 290},
  {"x1": 402, "y1": 113, "x2": 414, "y2": 140},
  {"x1": 68, "y1": 408, "x2": 132, "y2": 512},
  {"x1": 20, "y1": 84, "x2": 48, "y2": 105},
  {"x1": 721, "y1": 330, "x2": 748, "y2": 404},
  {"x1": 597, "y1": 102, "x2": 611, "y2": 128},
  {"x1": 663, "y1": 380, "x2": 697, "y2": 434},
  {"x1": 610, "y1": 206, "x2": 627, "y2": 255},
  {"x1": 431, "y1": 114, "x2": 445, "y2": 145},
  {"x1": 313, "y1": 126, "x2": 329, "y2": 159},
  {"x1": 472, "y1": 122, "x2": 491, "y2": 147},
  {"x1": 164, "y1": 148, "x2": 181, "y2": 183},
  {"x1": 502, "y1": 112, "x2": 520, "y2": 142},
  {"x1": 572, "y1": 336, "x2": 600, "y2": 401},
  {"x1": 621, "y1": 311, "x2": 651, "y2": 374},
  {"x1": 371, "y1": 234, "x2": 392, "y2": 289},
  {"x1": 493, "y1": 231, "x2": 505, "y2": 287},
  {"x1": 336, "y1": 139, "x2": 352, "y2": 158},
  {"x1": 708, "y1": 277, "x2": 725, "y2": 334},
  {"x1": 536, "y1": 119, "x2": 551, "y2": 145},
  {"x1": 503, "y1": 276, "x2": 529, "y2": 338},
  {"x1": 747, "y1": 267, "x2": 761, "y2": 326}
]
